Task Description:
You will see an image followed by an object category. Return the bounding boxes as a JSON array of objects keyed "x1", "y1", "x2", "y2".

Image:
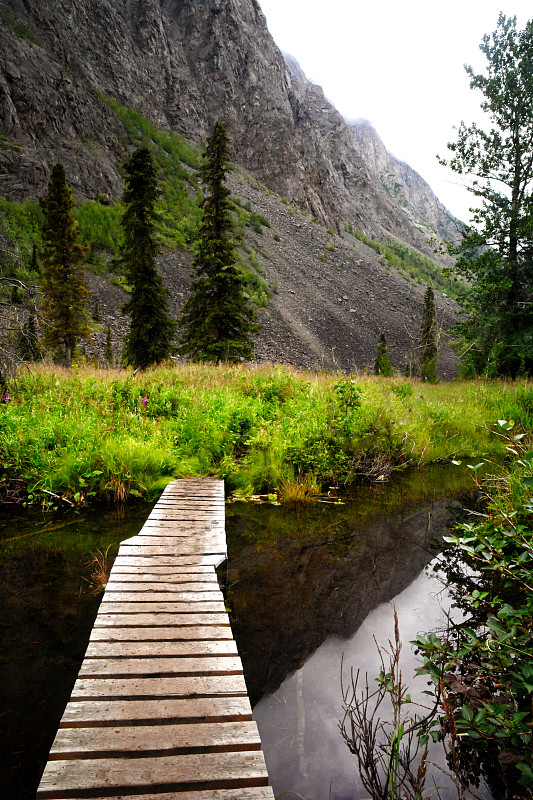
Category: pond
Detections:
[
  {"x1": 224, "y1": 464, "x2": 482, "y2": 799},
  {"x1": 0, "y1": 465, "x2": 480, "y2": 799}
]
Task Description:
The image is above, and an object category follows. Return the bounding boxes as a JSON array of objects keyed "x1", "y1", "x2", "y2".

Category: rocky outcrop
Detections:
[{"x1": 0, "y1": 0, "x2": 459, "y2": 250}]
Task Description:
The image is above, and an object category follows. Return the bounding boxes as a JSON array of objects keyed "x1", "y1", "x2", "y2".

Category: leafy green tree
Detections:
[
  {"x1": 178, "y1": 121, "x2": 260, "y2": 361},
  {"x1": 374, "y1": 332, "x2": 392, "y2": 376},
  {"x1": 120, "y1": 147, "x2": 176, "y2": 369},
  {"x1": 442, "y1": 14, "x2": 533, "y2": 377},
  {"x1": 420, "y1": 286, "x2": 438, "y2": 382},
  {"x1": 40, "y1": 163, "x2": 90, "y2": 368}
]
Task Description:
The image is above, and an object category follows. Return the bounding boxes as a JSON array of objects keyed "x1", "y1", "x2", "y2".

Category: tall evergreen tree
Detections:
[
  {"x1": 40, "y1": 163, "x2": 90, "y2": 367},
  {"x1": 443, "y1": 14, "x2": 533, "y2": 377},
  {"x1": 104, "y1": 324, "x2": 114, "y2": 366},
  {"x1": 120, "y1": 147, "x2": 176, "y2": 369},
  {"x1": 374, "y1": 332, "x2": 392, "y2": 376},
  {"x1": 420, "y1": 286, "x2": 438, "y2": 382},
  {"x1": 178, "y1": 121, "x2": 260, "y2": 362}
]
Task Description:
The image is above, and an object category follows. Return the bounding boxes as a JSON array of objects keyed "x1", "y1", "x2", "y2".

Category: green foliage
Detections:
[
  {"x1": 443, "y1": 14, "x2": 533, "y2": 377},
  {"x1": 345, "y1": 224, "x2": 461, "y2": 298},
  {"x1": 104, "y1": 325, "x2": 113, "y2": 366},
  {"x1": 0, "y1": 10, "x2": 42, "y2": 46},
  {"x1": 414, "y1": 426, "x2": 533, "y2": 795},
  {"x1": 1, "y1": 367, "x2": 532, "y2": 506},
  {"x1": 178, "y1": 121, "x2": 261, "y2": 362},
  {"x1": 40, "y1": 163, "x2": 90, "y2": 367},
  {"x1": 420, "y1": 286, "x2": 438, "y2": 382},
  {"x1": 374, "y1": 333, "x2": 393, "y2": 376},
  {"x1": 119, "y1": 148, "x2": 176, "y2": 369}
]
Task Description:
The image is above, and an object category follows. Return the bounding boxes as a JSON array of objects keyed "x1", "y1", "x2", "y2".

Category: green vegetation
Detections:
[
  {"x1": 120, "y1": 147, "x2": 176, "y2": 369},
  {"x1": 443, "y1": 14, "x2": 533, "y2": 378},
  {"x1": 414, "y1": 424, "x2": 533, "y2": 795},
  {"x1": 178, "y1": 121, "x2": 260, "y2": 362},
  {"x1": 1, "y1": 364, "x2": 532, "y2": 506},
  {"x1": 40, "y1": 164, "x2": 90, "y2": 368},
  {"x1": 374, "y1": 333, "x2": 392, "y2": 377},
  {"x1": 420, "y1": 286, "x2": 437, "y2": 382},
  {"x1": 0, "y1": 10, "x2": 42, "y2": 46},
  {"x1": 343, "y1": 223, "x2": 462, "y2": 298}
]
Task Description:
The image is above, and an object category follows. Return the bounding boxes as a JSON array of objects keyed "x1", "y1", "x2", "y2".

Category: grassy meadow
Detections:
[{"x1": 1, "y1": 363, "x2": 532, "y2": 506}]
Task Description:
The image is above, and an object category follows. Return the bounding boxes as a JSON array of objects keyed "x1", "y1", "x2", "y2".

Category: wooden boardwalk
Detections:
[{"x1": 37, "y1": 478, "x2": 274, "y2": 800}]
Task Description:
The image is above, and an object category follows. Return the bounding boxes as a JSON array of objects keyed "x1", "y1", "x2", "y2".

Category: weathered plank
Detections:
[
  {"x1": 117, "y1": 545, "x2": 226, "y2": 557},
  {"x1": 102, "y1": 591, "x2": 224, "y2": 603},
  {"x1": 109, "y1": 564, "x2": 217, "y2": 575},
  {"x1": 60, "y1": 697, "x2": 253, "y2": 728},
  {"x1": 93, "y1": 613, "x2": 230, "y2": 627},
  {"x1": 120, "y1": 536, "x2": 226, "y2": 549},
  {"x1": 37, "y1": 751, "x2": 269, "y2": 798},
  {"x1": 112, "y1": 554, "x2": 225, "y2": 566},
  {"x1": 79, "y1": 656, "x2": 243, "y2": 677},
  {"x1": 89, "y1": 625, "x2": 233, "y2": 642},
  {"x1": 71, "y1": 674, "x2": 248, "y2": 699},
  {"x1": 85, "y1": 640, "x2": 237, "y2": 658},
  {"x1": 105, "y1": 581, "x2": 221, "y2": 592},
  {"x1": 98, "y1": 601, "x2": 225, "y2": 614},
  {"x1": 54, "y1": 788, "x2": 274, "y2": 800},
  {"x1": 49, "y1": 720, "x2": 261, "y2": 759}
]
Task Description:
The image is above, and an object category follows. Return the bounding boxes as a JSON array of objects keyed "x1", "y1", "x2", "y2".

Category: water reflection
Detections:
[
  {"x1": 0, "y1": 504, "x2": 150, "y2": 800},
  {"x1": 254, "y1": 565, "x2": 455, "y2": 799}
]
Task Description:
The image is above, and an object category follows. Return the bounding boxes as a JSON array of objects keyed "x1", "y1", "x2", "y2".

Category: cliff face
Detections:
[{"x1": 0, "y1": 0, "x2": 458, "y2": 249}]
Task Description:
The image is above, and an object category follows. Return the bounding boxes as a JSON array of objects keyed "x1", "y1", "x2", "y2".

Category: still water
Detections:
[{"x1": 0, "y1": 465, "x2": 478, "y2": 799}]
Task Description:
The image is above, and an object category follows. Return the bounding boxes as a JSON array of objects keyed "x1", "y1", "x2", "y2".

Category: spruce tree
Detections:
[
  {"x1": 374, "y1": 333, "x2": 392, "y2": 376},
  {"x1": 92, "y1": 301, "x2": 101, "y2": 323},
  {"x1": 120, "y1": 147, "x2": 176, "y2": 370},
  {"x1": 178, "y1": 121, "x2": 260, "y2": 361},
  {"x1": 40, "y1": 163, "x2": 90, "y2": 368},
  {"x1": 104, "y1": 324, "x2": 114, "y2": 366},
  {"x1": 17, "y1": 314, "x2": 41, "y2": 362},
  {"x1": 420, "y1": 286, "x2": 438, "y2": 382}
]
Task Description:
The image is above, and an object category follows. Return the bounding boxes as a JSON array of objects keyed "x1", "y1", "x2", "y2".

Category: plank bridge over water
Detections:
[{"x1": 38, "y1": 478, "x2": 274, "y2": 800}]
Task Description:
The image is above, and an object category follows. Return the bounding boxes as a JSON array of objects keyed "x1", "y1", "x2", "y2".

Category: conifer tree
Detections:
[
  {"x1": 17, "y1": 314, "x2": 41, "y2": 362},
  {"x1": 420, "y1": 286, "x2": 438, "y2": 382},
  {"x1": 92, "y1": 301, "x2": 101, "y2": 323},
  {"x1": 104, "y1": 324, "x2": 114, "y2": 366},
  {"x1": 374, "y1": 333, "x2": 392, "y2": 376},
  {"x1": 120, "y1": 147, "x2": 175, "y2": 370},
  {"x1": 178, "y1": 121, "x2": 260, "y2": 361},
  {"x1": 40, "y1": 163, "x2": 90, "y2": 367}
]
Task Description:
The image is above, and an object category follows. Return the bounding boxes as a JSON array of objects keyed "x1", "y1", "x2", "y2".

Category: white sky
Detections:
[{"x1": 257, "y1": 0, "x2": 530, "y2": 223}]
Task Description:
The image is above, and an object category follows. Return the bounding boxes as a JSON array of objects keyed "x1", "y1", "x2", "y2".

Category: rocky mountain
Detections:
[{"x1": 0, "y1": 0, "x2": 461, "y2": 375}]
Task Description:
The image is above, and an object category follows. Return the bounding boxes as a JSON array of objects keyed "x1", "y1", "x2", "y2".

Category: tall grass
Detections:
[{"x1": 1, "y1": 365, "x2": 531, "y2": 506}]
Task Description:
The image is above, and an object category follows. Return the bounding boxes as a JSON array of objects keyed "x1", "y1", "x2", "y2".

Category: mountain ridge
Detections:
[{"x1": 0, "y1": 0, "x2": 461, "y2": 375}]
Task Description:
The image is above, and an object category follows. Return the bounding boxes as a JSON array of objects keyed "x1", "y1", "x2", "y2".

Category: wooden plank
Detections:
[
  {"x1": 120, "y1": 536, "x2": 226, "y2": 549},
  {"x1": 85, "y1": 640, "x2": 237, "y2": 658},
  {"x1": 49, "y1": 721, "x2": 261, "y2": 759},
  {"x1": 93, "y1": 613, "x2": 230, "y2": 627},
  {"x1": 79, "y1": 656, "x2": 243, "y2": 677},
  {"x1": 89, "y1": 626, "x2": 233, "y2": 642},
  {"x1": 54, "y1": 788, "x2": 274, "y2": 800},
  {"x1": 112, "y1": 554, "x2": 225, "y2": 566},
  {"x1": 109, "y1": 564, "x2": 217, "y2": 575},
  {"x1": 97, "y1": 601, "x2": 225, "y2": 614},
  {"x1": 117, "y1": 546, "x2": 226, "y2": 556},
  {"x1": 102, "y1": 591, "x2": 224, "y2": 603},
  {"x1": 37, "y1": 751, "x2": 269, "y2": 798},
  {"x1": 60, "y1": 697, "x2": 253, "y2": 728},
  {"x1": 105, "y1": 582, "x2": 221, "y2": 592},
  {"x1": 117, "y1": 546, "x2": 226, "y2": 558},
  {"x1": 138, "y1": 527, "x2": 225, "y2": 537},
  {"x1": 71, "y1": 674, "x2": 248, "y2": 699}
]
